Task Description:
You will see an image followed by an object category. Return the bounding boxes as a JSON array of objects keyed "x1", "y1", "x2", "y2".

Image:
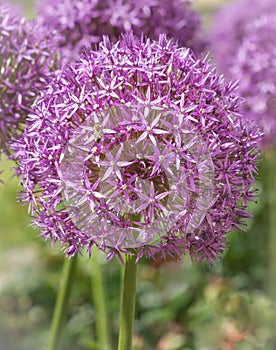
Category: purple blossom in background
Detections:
[
  {"x1": 14, "y1": 34, "x2": 261, "y2": 263},
  {"x1": 230, "y1": 14, "x2": 276, "y2": 146},
  {"x1": 36, "y1": 0, "x2": 204, "y2": 64},
  {"x1": 210, "y1": 0, "x2": 276, "y2": 146},
  {"x1": 0, "y1": 2, "x2": 59, "y2": 157},
  {"x1": 210, "y1": 0, "x2": 275, "y2": 74}
]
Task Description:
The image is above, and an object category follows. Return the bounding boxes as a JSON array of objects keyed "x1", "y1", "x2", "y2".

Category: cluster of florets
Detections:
[
  {"x1": 210, "y1": 0, "x2": 276, "y2": 146},
  {"x1": 14, "y1": 34, "x2": 261, "y2": 263},
  {"x1": 0, "y1": 2, "x2": 59, "y2": 156},
  {"x1": 36, "y1": 0, "x2": 204, "y2": 63}
]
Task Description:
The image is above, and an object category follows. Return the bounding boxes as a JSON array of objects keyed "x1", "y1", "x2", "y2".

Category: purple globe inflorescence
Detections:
[
  {"x1": 210, "y1": 0, "x2": 276, "y2": 146},
  {"x1": 0, "y1": 2, "x2": 59, "y2": 156},
  {"x1": 36, "y1": 0, "x2": 204, "y2": 64},
  {"x1": 14, "y1": 34, "x2": 261, "y2": 263}
]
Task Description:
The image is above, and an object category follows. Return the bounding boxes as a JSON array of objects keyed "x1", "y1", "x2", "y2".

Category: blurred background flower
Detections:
[
  {"x1": 210, "y1": 0, "x2": 275, "y2": 75},
  {"x1": 36, "y1": 0, "x2": 205, "y2": 63},
  {"x1": 210, "y1": 0, "x2": 276, "y2": 147},
  {"x1": 0, "y1": 1, "x2": 59, "y2": 161}
]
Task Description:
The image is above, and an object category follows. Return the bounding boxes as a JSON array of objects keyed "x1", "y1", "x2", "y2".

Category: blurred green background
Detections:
[{"x1": 1, "y1": 1, "x2": 276, "y2": 349}]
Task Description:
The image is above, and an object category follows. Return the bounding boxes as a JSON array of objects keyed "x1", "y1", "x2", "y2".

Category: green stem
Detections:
[
  {"x1": 47, "y1": 255, "x2": 78, "y2": 350},
  {"x1": 91, "y1": 248, "x2": 111, "y2": 350},
  {"x1": 266, "y1": 150, "x2": 276, "y2": 298},
  {"x1": 118, "y1": 254, "x2": 138, "y2": 350}
]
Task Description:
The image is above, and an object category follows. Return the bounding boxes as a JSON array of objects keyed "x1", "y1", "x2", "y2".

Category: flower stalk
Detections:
[
  {"x1": 266, "y1": 150, "x2": 276, "y2": 298},
  {"x1": 47, "y1": 255, "x2": 77, "y2": 350},
  {"x1": 118, "y1": 253, "x2": 138, "y2": 350},
  {"x1": 91, "y1": 248, "x2": 111, "y2": 350}
]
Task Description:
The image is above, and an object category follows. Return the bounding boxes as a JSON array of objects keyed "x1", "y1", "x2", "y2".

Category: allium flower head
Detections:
[
  {"x1": 14, "y1": 34, "x2": 261, "y2": 263},
  {"x1": 210, "y1": 0, "x2": 276, "y2": 146},
  {"x1": 0, "y1": 3, "x2": 59, "y2": 156},
  {"x1": 36, "y1": 0, "x2": 204, "y2": 63}
]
